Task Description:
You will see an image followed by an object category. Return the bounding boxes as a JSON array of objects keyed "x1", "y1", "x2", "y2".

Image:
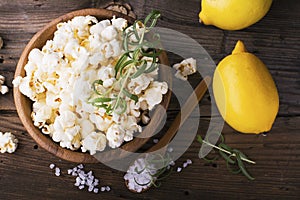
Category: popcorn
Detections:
[
  {"x1": 173, "y1": 57, "x2": 197, "y2": 81},
  {"x1": 111, "y1": 16, "x2": 128, "y2": 31},
  {"x1": 127, "y1": 74, "x2": 151, "y2": 95},
  {"x1": 13, "y1": 15, "x2": 168, "y2": 155},
  {"x1": 140, "y1": 81, "x2": 168, "y2": 110},
  {"x1": 81, "y1": 132, "x2": 106, "y2": 154},
  {"x1": 0, "y1": 74, "x2": 9, "y2": 95},
  {"x1": 89, "y1": 113, "x2": 112, "y2": 132},
  {"x1": 101, "y1": 26, "x2": 118, "y2": 41},
  {"x1": 0, "y1": 132, "x2": 18, "y2": 153},
  {"x1": 106, "y1": 124, "x2": 125, "y2": 148}
]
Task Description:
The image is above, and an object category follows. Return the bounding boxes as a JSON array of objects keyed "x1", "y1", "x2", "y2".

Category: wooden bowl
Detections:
[{"x1": 14, "y1": 8, "x2": 172, "y2": 163}]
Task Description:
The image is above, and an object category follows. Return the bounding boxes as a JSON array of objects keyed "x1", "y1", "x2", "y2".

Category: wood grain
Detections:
[{"x1": 0, "y1": 0, "x2": 299, "y2": 199}]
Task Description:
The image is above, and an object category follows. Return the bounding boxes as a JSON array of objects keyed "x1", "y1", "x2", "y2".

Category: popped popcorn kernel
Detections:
[
  {"x1": 0, "y1": 75, "x2": 9, "y2": 95},
  {"x1": 173, "y1": 58, "x2": 197, "y2": 81},
  {"x1": 0, "y1": 132, "x2": 18, "y2": 153}
]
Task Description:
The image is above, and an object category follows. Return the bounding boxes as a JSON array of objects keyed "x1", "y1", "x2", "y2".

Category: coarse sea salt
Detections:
[
  {"x1": 67, "y1": 164, "x2": 111, "y2": 193},
  {"x1": 55, "y1": 167, "x2": 61, "y2": 176},
  {"x1": 49, "y1": 163, "x2": 55, "y2": 169},
  {"x1": 124, "y1": 156, "x2": 157, "y2": 193},
  {"x1": 177, "y1": 167, "x2": 182, "y2": 172}
]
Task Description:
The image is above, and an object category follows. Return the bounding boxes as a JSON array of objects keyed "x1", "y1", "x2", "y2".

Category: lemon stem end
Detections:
[{"x1": 232, "y1": 40, "x2": 247, "y2": 54}]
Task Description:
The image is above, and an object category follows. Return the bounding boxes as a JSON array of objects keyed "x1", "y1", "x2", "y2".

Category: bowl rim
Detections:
[{"x1": 14, "y1": 8, "x2": 172, "y2": 163}]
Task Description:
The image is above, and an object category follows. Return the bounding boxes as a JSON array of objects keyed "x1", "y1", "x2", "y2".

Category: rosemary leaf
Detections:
[
  {"x1": 122, "y1": 89, "x2": 138, "y2": 103},
  {"x1": 144, "y1": 10, "x2": 161, "y2": 29},
  {"x1": 219, "y1": 150, "x2": 235, "y2": 164},
  {"x1": 92, "y1": 79, "x2": 103, "y2": 95},
  {"x1": 92, "y1": 97, "x2": 112, "y2": 103},
  {"x1": 131, "y1": 60, "x2": 147, "y2": 79}
]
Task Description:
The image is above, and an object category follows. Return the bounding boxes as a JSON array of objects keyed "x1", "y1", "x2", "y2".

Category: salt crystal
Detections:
[
  {"x1": 177, "y1": 167, "x2": 182, "y2": 172},
  {"x1": 67, "y1": 169, "x2": 73, "y2": 174},
  {"x1": 183, "y1": 162, "x2": 188, "y2": 168},
  {"x1": 80, "y1": 180, "x2": 86, "y2": 185},
  {"x1": 186, "y1": 159, "x2": 192, "y2": 164},
  {"x1": 93, "y1": 179, "x2": 99, "y2": 186},
  {"x1": 49, "y1": 164, "x2": 55, "y2": 169},
  {"x1": 88, "y1": 185, "x2": 94, "y2": 192},
  {"x1": 76, "y1": 177, "x2": 81, "y2": 183},
  {"x1": 93, "y1": 188, "x2": 99, "y2": 193},
  {"x1": 74, "y1": 182, "x2": 80, "y2": 187},
  {"x1": 78, "y1": 185, "x2": 85, "y2": 190},
  {"x1": 72, "y1": 171, "x2": 78, "y2": 176},
  {"x1": 153, "y1": 138, "x2": 159, "y2": 144},
  {"x1": 86, "y1": 179, "x2": 93, "y2": 186},
  {"x1": 55, "y1": 167, "x2": 61, "y2": 176},
  {"x1": 77, "y1": 164, "x2": 84, "y2": 169},
  {"x1": 78, "y1": 173, "x2": 85, "y2": 180},
  {"x1": 101, "y1": 186, "x2": 106, "y2": 192},
  {"x1": 106, "y1": 186, "x2": 111, "y2": 191},
  {"x1": 167, "y1": 147, "x2": 173, "y2": 153},
  {"x1": 169, "y1": 160, "x2": 175, "y2": 166}
]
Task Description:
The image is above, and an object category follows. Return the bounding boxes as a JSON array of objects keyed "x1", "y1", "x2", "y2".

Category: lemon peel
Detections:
[
  {"x1": 213, "y1": 40, "x2": 279, "y2": 134},
  {"x1": 199, "y1": 0, "x2": 273, "y2": 30}
]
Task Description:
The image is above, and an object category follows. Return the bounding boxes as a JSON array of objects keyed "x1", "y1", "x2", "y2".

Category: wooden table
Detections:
[{"x1": 0, "y1": 0, "x2": 299, "y2": 199}]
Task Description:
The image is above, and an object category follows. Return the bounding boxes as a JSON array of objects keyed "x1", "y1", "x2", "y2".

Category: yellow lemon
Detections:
[
  {"x1": 199, "y1": 0, "x2": 273, "y2": 30},
  {"x1": 213, "y1": 41, "x2": 279, "y2": 134}
]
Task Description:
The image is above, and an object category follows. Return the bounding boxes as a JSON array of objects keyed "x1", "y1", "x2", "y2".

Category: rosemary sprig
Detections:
[
  {"x1": 90, "y1": 10, "x2": 162, "y2": 115},
  {"x1": 197, "y1": 134, "x2": 256, "y2": 180}
]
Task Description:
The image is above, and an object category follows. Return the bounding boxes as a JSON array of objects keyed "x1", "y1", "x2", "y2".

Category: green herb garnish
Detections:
[
  {"x1": 197, "y1": 133, "x2": 256, "y2": 180},
  {"x1": 90, "y1": 10, "x2": 162, "y2": 115}
]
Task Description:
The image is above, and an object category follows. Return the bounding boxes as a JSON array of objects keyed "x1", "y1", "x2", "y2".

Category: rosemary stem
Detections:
[
  {"x1": 114, "y1": 67, "x2": 132, "y2": 107},
  {"x1": 201, "y1": 140, "x2": 256, "y2": 165}
]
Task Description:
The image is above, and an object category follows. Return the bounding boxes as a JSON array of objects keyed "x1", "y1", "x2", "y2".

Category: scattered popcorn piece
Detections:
[
  {"x1": 0, "y1": 132, "x2": 18, "y2": 153},
  {"x1": 173, "y1": 58, "x2": 197, "y2": 81},
  {"x1": 0, "y1": 75, "x2": 9, "y2": 95}
]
